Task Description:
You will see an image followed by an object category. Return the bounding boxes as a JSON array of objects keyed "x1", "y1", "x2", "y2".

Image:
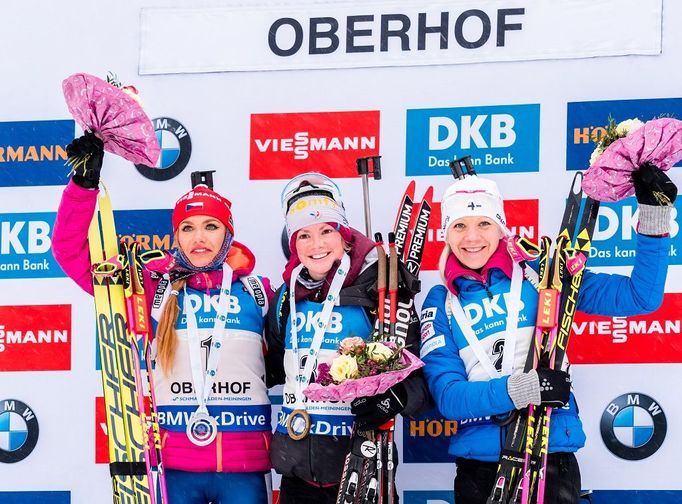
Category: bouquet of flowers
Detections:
[
  {"x1": 303, "y1": 334, "x2": 424, "y2": 403},
  {"x1": 588, "y1": 117, "x2": 644, "y2": 167},
  {"x1": 582, "y1": 116, "x2": 682, "y2": 202},
  {"x1": 62, "y1": 72, "x2": 160, "y2": 166}
]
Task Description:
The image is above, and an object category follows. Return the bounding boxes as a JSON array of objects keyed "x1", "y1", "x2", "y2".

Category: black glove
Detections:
[
  {"x1": 67, "y1": 131, "x2": 104, "y2": 189},
  {"x1": 633, "y1": 163, "x2": 677, "y2": 207},
  {"x1": 536, "y1": 367, "x2": 571, "y2": 408},
  {"x1": 350, "y1": 382, "x2": 408, "y2": 431},
  {"x1": 507, "y1": 367, "x2": 571, "y2": 409}
]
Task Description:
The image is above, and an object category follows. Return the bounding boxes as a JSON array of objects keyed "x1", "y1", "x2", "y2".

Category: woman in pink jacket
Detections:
[{"x1": 52, "y1": 133, "x2": 273, "y2": 504}]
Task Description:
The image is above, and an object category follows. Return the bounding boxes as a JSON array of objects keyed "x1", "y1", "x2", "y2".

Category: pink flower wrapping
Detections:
[
  {"x1": 62, "y1": 73, "x2": 160, "y2": 166},
  {"x1": 583, "y1": 118, "x2": 682, "y2": 202},
  {"x1": 303, "y1": 349, "x2": 424, "y2": 402}
]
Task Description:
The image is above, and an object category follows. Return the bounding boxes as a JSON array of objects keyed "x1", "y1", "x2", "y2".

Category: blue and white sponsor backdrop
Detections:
[{"x1": 1, "y1": 0, "x2": 681, "y2": 502}]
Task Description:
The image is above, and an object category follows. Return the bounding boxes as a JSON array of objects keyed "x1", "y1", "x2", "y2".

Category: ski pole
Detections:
[
  {"x1": 388, "y1": 233, "x2": 398, "y2": 342},
  {"x1": 374, "y1": 232, "x2": 400, "y2": 503},
  {"x1": 376, "y1": 232, "x2": 396, "y2": 504},
  {"x1": 130, "y1": 242, "x2": 169, "y2": 504},
  {"x1": 356, "y1": 156, "x2": 382, "y2": 237},
  {"x1": 119, "y1": 241, "x2": 159, "y2": 504},
  {"x1": 375, "y1": 233, "x2": 387, "y2": 335},
  {"x1": 449, "y1": 155, "x2": 476, "y2": 179},
  {"x1": 387, "y1": 232, "x2": 399, "y2": 503}
]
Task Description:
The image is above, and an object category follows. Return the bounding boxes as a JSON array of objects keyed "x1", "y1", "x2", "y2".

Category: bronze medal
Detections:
[{"x1": 286, "y1": 409, "x2": 311, "y2": 440}]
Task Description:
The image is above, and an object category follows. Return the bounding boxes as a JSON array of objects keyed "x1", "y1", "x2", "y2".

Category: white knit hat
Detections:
[
  {"x1": 281, "y1": 172, "x2": 349, "y2": 241},
  {"x1": 441, "y1": 175, "x2": 510, "y2": 235}
]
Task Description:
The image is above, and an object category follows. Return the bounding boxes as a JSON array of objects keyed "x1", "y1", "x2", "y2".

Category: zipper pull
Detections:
[{"x1": 483, "y1": 281, "x2": 493, "y2": 300}]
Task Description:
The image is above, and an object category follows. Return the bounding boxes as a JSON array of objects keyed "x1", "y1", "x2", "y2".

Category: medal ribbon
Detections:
[
  {"x1": 449, "y1": 262, "x2": 523, "y2": 379},
  {"x1": 288, "y1": 254, "x2": 350, "y2": 411},
  {"x1": 184, "y1": 263, "x2": 234, "y2": 415}
]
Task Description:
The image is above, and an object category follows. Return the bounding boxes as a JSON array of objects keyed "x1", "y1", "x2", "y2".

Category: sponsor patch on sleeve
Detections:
[
  {"x1": 421, "y1": 307, "x2": 437, "y2": 323},
  {"x1": 420, "y1": 322, "x2": 436, "y2": 342},
  {"x1": 420, "y1": 334, "x2": 445, "y2": 358}
]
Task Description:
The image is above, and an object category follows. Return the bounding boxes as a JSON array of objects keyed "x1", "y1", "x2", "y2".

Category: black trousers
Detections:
[
  {"x1": 454, "y1": 452, "x2": 582, "y2": 504},
  {"x1": 278, "y1": 474, "x2": 400, "y2": 504},
  {"x1": 278, "y1": 476, "x2": 340, "y2": 504}
]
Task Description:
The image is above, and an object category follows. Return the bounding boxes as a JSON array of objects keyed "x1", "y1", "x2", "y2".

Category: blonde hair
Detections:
[
  {"x1": 438, "y1": 243, "x2": 452, "y2": 286},
  {"x1": 155, "y1": 278, "x2": 186, "y2": 374}
]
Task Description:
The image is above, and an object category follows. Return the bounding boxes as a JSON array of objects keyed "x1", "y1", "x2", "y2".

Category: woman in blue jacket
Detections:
[{"x1": 419, "y1": 165, "x2": 676, "y2": 504}]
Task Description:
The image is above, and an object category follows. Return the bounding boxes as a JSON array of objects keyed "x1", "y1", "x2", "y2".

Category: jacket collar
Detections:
[
  {"x1": 444, "y1": 238, "x2": 514, "y2": 295},
  {"x1": 282, "y1": 228, "x2": 377, "y2": 302}
]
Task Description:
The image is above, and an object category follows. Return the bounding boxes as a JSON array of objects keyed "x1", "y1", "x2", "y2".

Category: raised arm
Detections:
[{"x1": 51, "y1": 133, "x2": 104, "y2": 295}]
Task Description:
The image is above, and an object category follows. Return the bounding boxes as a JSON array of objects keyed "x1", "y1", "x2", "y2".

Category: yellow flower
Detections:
[
  {"x1": 329, "y1": 354, "x2": 359, "y2": 383},
  {"x1": 366, "y1": 342, "x2": 395, "y2": 363}
]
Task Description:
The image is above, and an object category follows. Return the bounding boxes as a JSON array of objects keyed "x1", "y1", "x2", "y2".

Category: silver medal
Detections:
[{"x1": 186, "y1": 410, "x2": 218, "y2": 446}]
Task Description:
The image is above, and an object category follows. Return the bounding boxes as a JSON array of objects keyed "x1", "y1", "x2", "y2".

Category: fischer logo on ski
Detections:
[{"x1": 486, "y1": 173, "x2": 600, "y2": 504}]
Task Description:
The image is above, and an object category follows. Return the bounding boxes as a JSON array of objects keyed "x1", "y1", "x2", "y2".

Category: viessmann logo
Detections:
[
  {"x1": 249, "y1": 111, "x2": 380, "y2": 179},
  {"x1": 0, "y1": 304, "x2": 71, "y2": 371},
  {"x1": 421, "y1": 199, "x2": 538, "y2": 270},
  {"x1": 568, "y1": 293, "x2": 682, "y2": 365},
  {"x1": 405, "y1": 104, "x2": 540, "y2": 176},
  {"x1": 95, "y1": 396, "x2": 108, "y2": 463},
  {"x1": 0, "y1": 119, "x2": 74, "y2": 187},
  {"x1": 566, "y1": 97, "x2": 682, "y2": 171}
]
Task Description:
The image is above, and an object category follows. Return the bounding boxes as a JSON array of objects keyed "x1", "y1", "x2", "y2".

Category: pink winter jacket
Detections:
[{"x1": 52, "y1": 181, "x2": 272, "y2": 473}]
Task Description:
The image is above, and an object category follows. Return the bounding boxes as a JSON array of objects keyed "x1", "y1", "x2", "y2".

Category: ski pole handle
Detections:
[
  {"x1": 449, "y1": 155, "x2": 477, "y2": 179},
  {"x1": 377, "y1": 418, "x2": 395, "y2": 504},
  {"x1": 191, "y1": 170, "x2": 216, "y2": 189},
  {"x1": 378, "y1": 418, "x2": 395, "y2": 431},
  {"x1": 357, "y1": 156, "x2": 382, "y2": 237}
]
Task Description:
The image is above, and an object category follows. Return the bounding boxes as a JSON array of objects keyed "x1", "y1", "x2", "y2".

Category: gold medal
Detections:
[{"x1": 286, "y1": 409, "x2": 311, "y2": 440}]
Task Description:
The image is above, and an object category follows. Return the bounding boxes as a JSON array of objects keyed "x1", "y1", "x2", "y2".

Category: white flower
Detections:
[
  {"x1": 339, "y1": 336, "x2": 366, "y2": 355},
  {"x1": 366, "y1": 342, "x2": 395, "y2": 363},
  {"x1": 329, "y1": 354, "x2": 359, "y2": 382},
  {"x1": 589, "y1": 146, "x2": 604, "y2": 166},
  {"x1": 121, "y1": 86, "x2": 145, "y2": 108},
  {"x1": 615, "y1": 118, "x2": 644, "y2": 137}
]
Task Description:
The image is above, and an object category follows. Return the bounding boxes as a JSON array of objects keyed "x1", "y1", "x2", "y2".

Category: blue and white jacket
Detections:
[{"x1": 420, "y1": 233, "x2": 669, "y2": 462}]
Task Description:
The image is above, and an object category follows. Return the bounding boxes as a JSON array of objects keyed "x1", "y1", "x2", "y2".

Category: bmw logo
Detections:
[
  {"x1": 135, "y1": 117, "x2": 192, "y2": 181},
  {"x1": 600, "y1": 392, "x2": 666, "y2": 461},
  {"x1": 0, "y1": 399, "x2": 39, "y2": 463}
]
